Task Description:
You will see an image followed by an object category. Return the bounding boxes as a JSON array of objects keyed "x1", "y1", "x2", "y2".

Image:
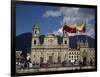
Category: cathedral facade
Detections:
[{"x1": 31, "y1": 24, "x2": 95, "y2": 66}]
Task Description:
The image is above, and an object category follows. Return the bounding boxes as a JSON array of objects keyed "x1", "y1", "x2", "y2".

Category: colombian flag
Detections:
[
  {"x1": 63, "y1": 23, "x2": 86, "y2": 33},
  {"x1": 63, "y1": 24, "x2": 76, "y2": 33}
]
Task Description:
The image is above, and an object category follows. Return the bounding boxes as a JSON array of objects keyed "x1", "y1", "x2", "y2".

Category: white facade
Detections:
[{"x1": 31, "y1": 24, "x2": 95, "y2": 66}]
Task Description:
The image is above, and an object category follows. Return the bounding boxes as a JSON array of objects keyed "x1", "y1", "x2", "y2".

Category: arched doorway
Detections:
[
  {"x1": 40, "y1": 57, "x2": 44, "y2": 64},
  {"x1": 48, "y1": 56, "x2": 53, "y2": 63},
  {"x1": 58, "y1": 56, "x2": 61, "y2": 63},
  {"x1": 83, "y1": 56, "x2": 87, "y2": 66},
  {"x1": 82, "y1": 50, "x2": 88, "y2": 66},
  {"x1": 40, "y1": 57, "x2": 44, "y2": 67}
]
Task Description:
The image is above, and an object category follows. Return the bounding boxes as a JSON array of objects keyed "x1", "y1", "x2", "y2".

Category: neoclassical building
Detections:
[{"x1": 31, "y1": 24, "x2": 95, "y2": 66}]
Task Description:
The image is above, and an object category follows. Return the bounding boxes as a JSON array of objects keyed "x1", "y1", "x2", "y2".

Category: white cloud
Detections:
[
  {"x1": 43, "y1": 7, "x2": 95, "y2": 38},
  {"x1": 43, "y1": 7, "x2": 80, "y2": 18},
  {"x1": 53, "y1": 27, "x2": 63, "y2": 36},
  {"x1": 43, "y1": 10, "x2": 62, "y2": 17}
]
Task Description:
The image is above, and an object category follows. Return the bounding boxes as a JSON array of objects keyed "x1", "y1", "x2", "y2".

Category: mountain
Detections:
[
  {"x1": 69, "y1": 35, "x2": 95, "y2": 48},
  {"x1": 16, "y1": 32, "x2": 32, "y2": 52},
  {"x1": 16, "y1": 33, "x2": 95, "y2": 52}
]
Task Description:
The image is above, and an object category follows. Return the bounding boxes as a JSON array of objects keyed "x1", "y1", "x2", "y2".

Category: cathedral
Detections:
[{"x1": 31, "y1": 24, "x2": 95, "y2": 67}]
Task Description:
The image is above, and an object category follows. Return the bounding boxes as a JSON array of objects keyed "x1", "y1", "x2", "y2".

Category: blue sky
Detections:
[
  {"x1": 16, "y1": 4, "x2": 95, "y2": 38},
  {"x1": 16, "y1": 4, "x2": 63, "y2": 36}
]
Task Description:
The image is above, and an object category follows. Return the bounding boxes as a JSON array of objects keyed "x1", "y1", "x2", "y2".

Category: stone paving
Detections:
[{"x1": 16, "y1": 66, "x2": 95, "y2": 73}]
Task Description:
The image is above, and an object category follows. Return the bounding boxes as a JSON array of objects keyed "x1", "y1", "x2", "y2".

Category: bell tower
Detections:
[
  {"x1": 32, "y1": 24, "x2": 40, "y2": 36},
  {"x1": 32, "y1": 24, "x2": 40, "y2": 47},
  {"x1": 31, "y1": 24, "x2": 40, "y2": 63},
  {"x1": 62, "y1": 23, "x2": 69, "y2": 48}
]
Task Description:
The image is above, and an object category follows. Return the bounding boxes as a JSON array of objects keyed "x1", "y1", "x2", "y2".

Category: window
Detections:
[
  {"x1": 48, "y1": 39, "x2": 53, "y2": 45},
  {"x1": 93, "y1": 56, "x2": 95, "y2": 59},
  {"x1": 34, "y1": 40, "x2": 36, "y2": 45},
  {"x1": 35, "y1": 31, "x2": 37, "y2": 34},
  {"x1": 74, "y1": 56, "x2": 76, "y2": 58},
  {"x1": 40, "y1": 57, "x2": 44, "y2": 63},
  {"x1": 69, "y1": 52, "x2": 71, "y2": 54},
  {"x1": 48, "y1": 56, "x2": 52, "y2": 63},
  {"x1": 58, "y1": 56, "x2": 61, "y2": 63},
  {"x1": 72, "y1": 56, "x2": 73, "y2": 58},
  {"x1": 77, "y1": 56, "x2": 78, "y2": 58},
  {"x1": 65, "y1": 40, "x2": 67, "y2": 44}
]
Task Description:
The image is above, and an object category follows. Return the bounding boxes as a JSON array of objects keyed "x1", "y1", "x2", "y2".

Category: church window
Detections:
[
  {"x1": 58, "y1": 56, "x2": 61, "y2": 63},
  {"x1": 93, "y1": 56, "x2": 95, "y2": 60},
  {"x1": 77, "y1": 56, "x2": 78, "y2": 58},
  {"x1": 48, "y1": 56, "x2": 52, "y2": 63},
  {"x1": 65, "y1": 40, "x2": 67, "y2": 44},
  {"x1": 72, "y1": 56, "x2": 73, "y2": 58},
  {"x1": 35, "y1": 31, "x2": 37, "y2": 34},
  {"x1": 40, "y1": 57, "x2": 44, "y2": 63},
  {"x1": 74, "y1": 56, "x2": 76, "y2": 58},
  {"x1": 34, "y1": 40, "x2": 36, "y2": 45},
  {"x1": 48, "y1": 39, "x2": 53, "y2": 45}
]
